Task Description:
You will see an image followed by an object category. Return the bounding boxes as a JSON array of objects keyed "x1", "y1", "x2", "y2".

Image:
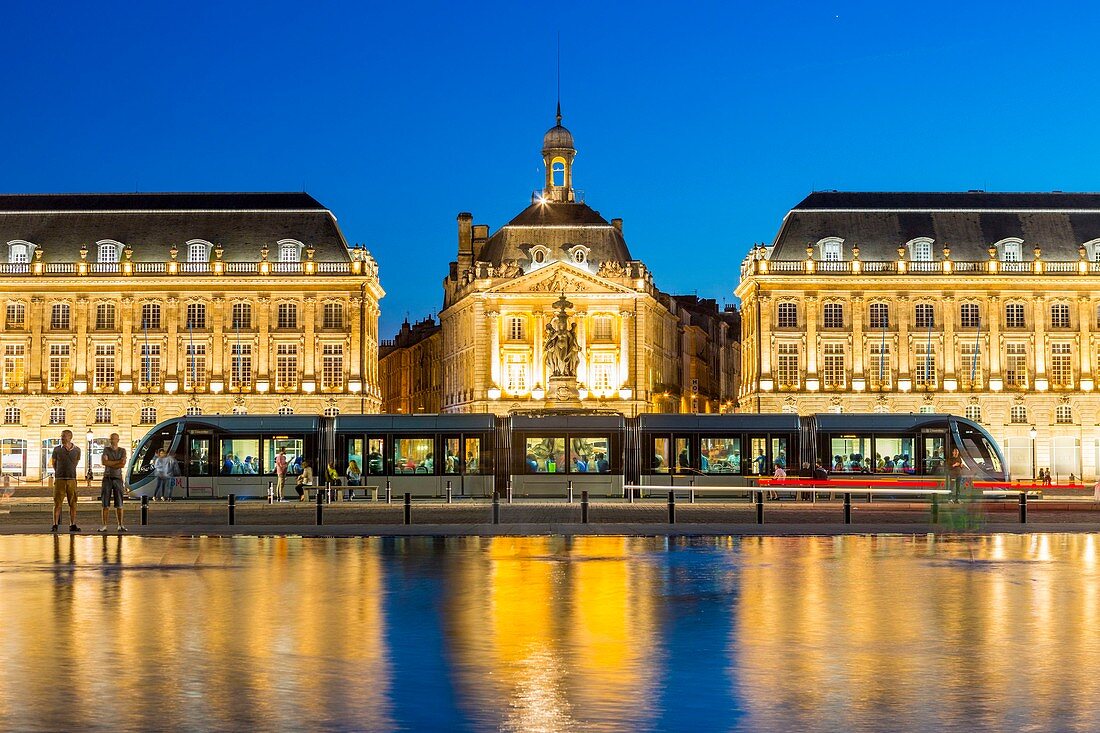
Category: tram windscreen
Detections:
[
  {"x1": 958, "y1": 425, "x2": 1003, "y2": 477},
  {"x1": 131, "y1": 428, "x2": 174, "y2": 481}
]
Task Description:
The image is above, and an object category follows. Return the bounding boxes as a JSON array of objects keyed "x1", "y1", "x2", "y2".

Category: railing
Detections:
[
  {"x1": 749, "y1": 259, "x2": 1100, "y2": 276},
  {"x1": 0, "y1": 261, "x2": 364, "y2": 277}
]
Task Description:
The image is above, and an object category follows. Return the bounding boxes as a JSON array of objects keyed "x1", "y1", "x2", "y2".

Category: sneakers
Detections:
[
  {"x1": 98, "y1": 526, "x2": 108, "y2": 532},
  {"x1": 50, "y1": 524, "x2": 58, "y2": 533},
  {"x1": 117, "y1": 526, "x2": 127, "y2": 532},
  {"x1": 69, "y1": 524, "x2": 81, "y2": 532}
]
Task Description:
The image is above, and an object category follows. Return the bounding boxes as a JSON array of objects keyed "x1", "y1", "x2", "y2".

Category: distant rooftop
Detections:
[
  {"x1": 793, "y1": 191, "x2": 1100, "y2": 211},
  {"x1": 0, "y1": 192, "x2": 328, "y2": 212}
]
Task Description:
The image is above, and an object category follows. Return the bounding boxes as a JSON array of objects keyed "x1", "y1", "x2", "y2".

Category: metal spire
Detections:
[{"x1": 556, "y1": 31, "x2": 562, "y2": 126}]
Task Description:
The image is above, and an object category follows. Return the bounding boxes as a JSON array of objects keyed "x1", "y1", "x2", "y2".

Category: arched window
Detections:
[
  {"x1": 187, "y1": 240, "x2": 211, "y2": 264},
  {"x1": 817, "y1": 237, "x2": 843, "y2": 262},
  {"x1": 996, "y1": 238, "x2": 1024, "y2": 263},
  {"x1": 776, "y1": 302, "x2": 798, "y2": 329},
  {"x1": 232, "y1": 405, "x2": 248, "y2": 415},
  {"x1": 4, "y1": 407, "x2": 20, "y2": 425},
  {"x1": 7, "y1": 240, "x2": 32, "y2": 269},
  {"x1": 1010, "y1": 405, "x2": 1028, "y2": 424},
  {"x1": 907, "y1": 238, "x2": 934, "y2": 262},
  {"x1": 551, "y1": 158, "x2": 566, "y2": 187},
  {"x1": 324, "y1": 406, "x2": 340, "y2": 417},
  {"x1": 277, "y1": 405, "x2": 294, "y2": 416},
  {"x1": 49, "y1": 407, "x2": 66, "y2": 425},
  {"x1": 185, "y1": 406, "x2": 202, "y2": 416},
  {"x1": 322, "y1": 303, "x2": 344, "y2": 329},
  {"x1": 95, "y1": 407, "x2": 112, "y2": 424},
  {"x1": 1051, "y1": 303, "x2": 1071, "y2": 328},
  {"x1": 964, "y1": 405, "x2": 981, "y2": 423},
  {"x1": 97, "y1": 241, "x2": 122, "y2": 264},
  {"x1": 530, "y1": 246, "x2": 550, "y2": 265},
  {"x1": 140, "y1": 407, "x2": 157, "y2": 425},
  {"x1": 231, "y1": 303, "x2": 252, "y2": 330},
  {"x1": 95, "y1": 303, "x2": 117, "y2": 331},
  {"x1": 1056, "y1": 405, "x2": 1073, "y2": 424},
  {"x1": 278, "y1": 240, "x2": 303, "y2": 263}
]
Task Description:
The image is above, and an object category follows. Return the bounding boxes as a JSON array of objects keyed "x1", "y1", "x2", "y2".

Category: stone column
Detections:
[
  {"x1": 209, "y1": 298, "x2": 224, "y2": 379},
  {"x1": 533, "y1": 310, "x2": 545, "y2": 389},
  {"x1": 1079, "y1": 296, "x2": 1092, "y2": 379},
  {"x1": 488, "y1": 310, "x2": 500, "y2": 388},
  {"x1": 75, "y1": 297, "x2": 88, "y2": 377},
  {"x1": 851, "y1": 295, "x2": 864, "y2": 375},
  {"x1": 349, "y1": 296, "x2": 362, "y2": 382},
  {"x1": 805, "y1": 295, "x2": 818, "y2": 375},
  {"x1": 988, "y1": 296, "x2": 1001, "y2": 375},
  {"x1": 166, "y1": 297, "x2": 179, "y2": 377},
  {"x1": 28, "y1": 297, "x2": 43, "y2": 392},
  {"x1": 120, "y1": 296, "x2": 134, "y2": 379},
  {"x1": 257, "y1": 296, "x2": 270, "y2": 378},
  {"x1": 759, "y1": 295, "x2": 773, "y2": 377},
  {"x1": 1033, "y1": 295, "x2": 1047, "y2": 377},
  {"x1": 943, "y1": 295, "x2": 956, "y2": 376},
  {"x1": 897, "y1": 296, "x2": 910, "y2": 377},
  {"x1": 303, "y1": 297, "x2": 316, "y2": 379},
  {"x1": 619, "y1": 310, "x2": 631, "y2": 387},
  {"x1": 576, "y1": 310, "x2": 588, "y2": 385}
]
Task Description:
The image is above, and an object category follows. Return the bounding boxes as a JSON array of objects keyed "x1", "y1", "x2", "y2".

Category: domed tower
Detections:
[{"x1": 542, "y1": 103, "x2": 576, "y2": 203}]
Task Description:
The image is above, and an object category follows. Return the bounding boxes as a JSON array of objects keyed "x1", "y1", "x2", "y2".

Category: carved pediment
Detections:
[{"x1": 486, "y1": 261, "x2": 635, "y2": 296}]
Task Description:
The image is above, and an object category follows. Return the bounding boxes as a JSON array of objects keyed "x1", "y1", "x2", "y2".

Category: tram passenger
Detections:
[
  {"x1": 573, "y1": 456, "x2": 588, "y2": 472},
  {"x1": 466, "y1": 451, "x2": 479, "y2": 473},
  {"x1": 243, "y1": 456, "x2": 257, "y2": 474},
  {"x1": 526, "y1": 453, "x2": 539, "y2": 473},
  {"x1": 833, "y1": 455, "x2": 844, "y2": 472},
  {"x1": 678, "y1": 449, "x2": 691, "y2": 471},
  {"x1": 367, "y1": 449, "x2": 384, "y2": 474},
  {"x1": 595, "y1": 452, "x2": 609, "y2": 474},
  {"x1": 222, "y1": 454, "x2": 234, "y2": 475},
  {"x1": 754, "y1": 450, "x2": 767, "y2": 475}
]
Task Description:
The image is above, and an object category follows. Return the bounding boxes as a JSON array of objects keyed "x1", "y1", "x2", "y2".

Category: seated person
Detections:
[{"x1": 526, "y1": 453, "x2": 539, "y2": 473}]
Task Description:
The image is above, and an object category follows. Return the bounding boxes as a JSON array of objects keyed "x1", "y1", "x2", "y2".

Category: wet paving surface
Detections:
[{"x1": 1, "y1": 533, "x2": 1100, "y2": 731}]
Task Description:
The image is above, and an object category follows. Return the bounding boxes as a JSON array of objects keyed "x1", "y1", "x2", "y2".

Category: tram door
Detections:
[
  {"x1": 922, "y1": 431, "x2": 947, "y2": 477},
  {"x1": 748, "y1": 436, "x2": 769, "y2": 475},
  {"x1": 185, "y1": 433, "x2": 214, "y2": 498}
]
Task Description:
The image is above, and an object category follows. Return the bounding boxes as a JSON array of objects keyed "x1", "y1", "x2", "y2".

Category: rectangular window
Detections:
[
  {"x1": 95, "y1": 303, "x2": 116, "y2": 330},
  {"x1": 231, "y1": 303, "x2": 252, "y2": 330},
  {"x1": 185, "y1": 303, "x2": 206, "y2": 330},
  {"x1": 777, "y1": 303, "x2": 797, "y2": 329},
  {"x1": 1005, "y1": 303, "x2": 1025, "y2": 329},
  {"x1": 869, "y1": 303, "x2": 889, "y2": 329},
  {"x1": 264, "y1": 437, "x2": 304, "y2": 477},
  {"x1": 277, "y1": 303, "x2": 298, "y2": 329},
  {"x1": 524, "y1": 437, "x2": 565, "y2": 473},
  {"x1": 230, "y1": 343, "x2": 253, "y2": 390},
  {"x1": 1005, "y1": 343, "x2": 1028, "y2": 389},
  {"x1": 1051, "y1": 343, "x2": 1073, "y2": 388},
  {"x1": 823, "y1": 343, "x2": 846, "y2": 390},
  {"x1": 589, "y1": 353, "x2": 616, "y2": 392},
  {"x1": 5, "y1": 303, "x2": 25, "y2": 329},
  {"x1": 184, "y1": 344, "x2": 207, "y2": 390},
  {"x1": 869, "y1": 343, "x2": 891, "y2": 390},
  {"x1": 51, "y1": 304, "x2": 70, "y2": 330},
  {"x1": 570, "y1": 436, "x2": 611, "y2": 474},
  {"x1": 914, "y1": 303, "x2": 934, "y2": 329},
  {"x1": 140, "y1": 303, "x2": 161, "y2": 330},
  {"x1": 960, "y1": 342, "x2": 982, "y2": 390},
  {"x1": 700, "y1": 437, "x2": 740, "y2": 474},
  {"x1": 872, "y1": 437, "x2": 915, "y2": 474},
  {"x1": 48, "y1": 344, "x2": 71, "y2": 390},
  {"x1": 1051, "y1": 303, "x2": 1071, "y2": 329},
  {"x1": 2, "y1": 344, "x2": 25, "y2": 390},
  {"x1": 504, "y1": 354, "x2": 528, "y2": 394},
  {"x1": 394, "y1": 437, "x2": 434, "y2": 474},
  {"x1": 321, "y1": 344, "x2": 344, "y2": 391},
  {"x1": 275, "y1": 344, "x2": 298, "y2": 391},
  {"x1": 219, "y1": 438, "x2": 260, "y2": 475},
  {"x1": 322, "y1": 303, "x2": 343, "y2": 329},
  {"x1": 507, "y1": 317, "x2": 525, "y2": 341},
  {"x1": 915, "y1": 343, "x2": 936, "y2": 389},
  {"x1": 592, "y1": 316, "x2": 613, "y2": 341},
  {"x1": 777, "y1": 343, "x2": 799, "y2": 389},
  {"x1": 911, "y1": 241, "x2": 932, "y2": 261},
  {"x1": 959, "y1": 303, "x2": 980, "y2": 328},
  {"x1": 830, "y1": 435, "x2": 872, "y2": 473},
  {"x1": 823, "y1": 241, "x2": 841, "y2": 261},
  {"x1": 93, "y1": 344, "x2": 116, "y2": 390},
  {"x1": 139, "y1": 344, "x2": 162, "y2": 389},
  {"x1": 822, "y1": 303, "x2": 843, "y2": 329},
  {"x1": 652, "y1": 437, "x2": 671, "y2": 473}
]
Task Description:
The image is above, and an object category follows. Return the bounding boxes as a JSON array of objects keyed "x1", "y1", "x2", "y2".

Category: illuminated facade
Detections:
[
  {"x1": 0, "y1": 193, "x2": 383, "y2": 479},
  {"x1": 439, "y1": 109, "x2": 740, "y2": 416},
  {"x1": 736, "y1": 191, "x2": 1100, "y2": 480},
  {"x1": 378, "y1": 316, "x2": 442, "y2": 414}
]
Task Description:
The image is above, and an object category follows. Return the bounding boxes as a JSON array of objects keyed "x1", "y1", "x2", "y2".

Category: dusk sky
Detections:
[{"x1": 4, "y1": 1, "x2": 1100, "y2": 335}]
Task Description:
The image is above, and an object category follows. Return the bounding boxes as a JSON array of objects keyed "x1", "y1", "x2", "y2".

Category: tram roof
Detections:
[
  {"x1": 508, "y1": 414, "x2": 626, "y2": 430},
  {"x1": 333, "y1": 414, "x2": 497, "y2": 432},
  {"x1": 639, "y1": 414, "x2": 800, "y2": 431},
  {"x1": 175, "y1": 415, "x2": 322, "y2": 432},
  {"x1": 813, "y1": 413, "x2": 957, "y2": 432}
]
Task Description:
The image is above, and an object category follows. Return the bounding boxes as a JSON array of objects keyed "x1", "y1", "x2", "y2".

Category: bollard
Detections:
[
  {"x1": 843, "y1": 492, "x2": 852, "y2": 525},
  {"x1": 385, "y1": 478, "x2": 392, "y2": 504},
  {"x1": 629, "y1": 485, "x2": 635, "y2": 504},
  {"x1": 267, "y1": 482, "x2": 274, "y2": 504},
  {"x1": 931, "y1": 492, "x2": 939, "y2": 523},
  {"x1": 690, "y1": 476, "x2": 696, "y2": 504},
  {"x1": 581, "y1": 490, "x2": 590, "y2": 524},
  {"x1": 446, "y1": 480, "x2": 453, "y2": 504},
  {"x1": 492, "y1": 491, "x2": 500, "y2": 524},
  {"x1": 228, "y1": 494, "x2": 236, "y2": 526},
  {"x1": 755, "y1": 490, "x2": 764, "y2": 524},
  {"x1": 403, "y1": 492, "x2": 412, "y2": 525},
  {"x1": 1019, "y1": 491, "x2": 1027, "y2": 524},
  {"x1": 316, "y1": 488, "x2": 324, "y2": 525},
  {"x1": 667, "y1": 490, "x2": 676, "y2": 524},
  {"x1": 506, "y1": 482, "x2": 513, "y2": 504},
  {"x1": 568, "y1": 480, "x2": 573, "y2": 504},
  {"x1": 141, "y1": 495, "x2": 149, "y2": 526}
]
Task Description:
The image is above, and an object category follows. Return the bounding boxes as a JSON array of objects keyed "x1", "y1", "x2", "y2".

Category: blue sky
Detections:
[{"x1": 3, "y1": 1, "x2": 1099, "y2": 335}]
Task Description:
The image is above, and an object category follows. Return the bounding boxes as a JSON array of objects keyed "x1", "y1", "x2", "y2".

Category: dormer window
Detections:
[
  {"x1": 996, "y1": 238, "x2": 1024, "y2": 262},
  {"x1": 817, "y1": 237, "x2": 843, "y2": 262},
  {"x1": 567, "y1": 244, "x2": 592, "y2": 266},
  {"x1": 278, "y1": 239, "x2": 304, "y2": 263},
  {"x1": 187, "y1": 240, "x2": 212, "y2": 264},
  {"x1": 7, "y1": 241, "x2": 32, "y2": 269},
  {"x1": 97, "y1": 240, "x2": 122, "y2": 264},
  {"x1": 529, "y1": 245, "x2": 551, "y2": 266},
  {"x1": 907, "y1": 237, "x2": 933, "y2": 262}
]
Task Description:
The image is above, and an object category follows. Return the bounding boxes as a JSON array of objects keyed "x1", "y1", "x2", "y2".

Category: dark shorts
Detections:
[{"x1": 101, "y1": 476, "x2": 125, "y2": 508}]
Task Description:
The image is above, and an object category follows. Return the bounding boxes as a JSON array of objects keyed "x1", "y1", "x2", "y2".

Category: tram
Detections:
[{"x1": 127, "y1": 412, "x2": 1007, "y2": 499}]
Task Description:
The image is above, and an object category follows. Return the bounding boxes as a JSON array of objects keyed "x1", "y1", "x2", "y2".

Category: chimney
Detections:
[
  {"x1": 611, "y1": 218, "x2": 623, "y2": 232},
  {"x1": 472, "y1": 224, "x2": 489, "y2": 260},
  {"x1": 457, "y1": 212, "x2": 473, "y2": 270}
]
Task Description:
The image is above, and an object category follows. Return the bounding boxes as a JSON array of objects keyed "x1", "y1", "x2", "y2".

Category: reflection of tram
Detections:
[{"x1": 128, "y1": 412, "x2": 1007, "y2": 498}]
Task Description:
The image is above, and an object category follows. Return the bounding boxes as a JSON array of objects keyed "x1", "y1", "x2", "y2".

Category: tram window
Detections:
[
  {"x1": 525, "y1": 437, "x2": 565, "y2": 473},
  {"x1": 771, "y1": 437, "x2": 789, "y2": 472},
  {"x1": 674, "y1": 438, "x2": 692, "y2": 473},
  {"x1": 187, "y1": 436, "x2": 211, "y2": 477},
  {"x1": 395, "y1": 437, "x2": 434, "y2": 474},
  {"x1": 443, "y1": 437, "x2": 461, "y2": 474},
  {"x1": 571, "y1": 436, "x2": 610, "y2": 473},
  {"x1": 924, "y1": 436, "x2": 946, "y2": 474},
  {"x1": 652, "y1": 437, "x2": 670, "y2": 473},
  {"x1": 464, "y1": 437, "x2": 483, "y2": 474},
  {"x1": 132, "y1": 429, "x2": 173, "y2": 480},
  {"x1": 346, "y1": 438, "x2": 363, "y2": 480},
  {"x1": 830, "y1": 435, "x2": 871, "y2": 473},
  {"x1": 701, "y1": 437, "x2": 740, "y2": 474},
  {"x1": 749, "y1": 438, "x2": 768, "y2": 475},
  {"x1": 221, "y1": 438, "x2": 260, "y2": 475},
  {"x1": 959, "y1": 426, "x2": 1002, "y2": 475},
  {"x1": 873, "y1": 437, "x2": 914, "y2": 474},
  {"x1": 365, "y1": 438, "x2": 384, "y2": 475},
  {"x1": 265, "y1": 437, "x2": 304, "y2": 476}
]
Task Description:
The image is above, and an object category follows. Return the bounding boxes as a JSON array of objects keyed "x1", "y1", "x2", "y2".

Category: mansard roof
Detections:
[
  {"x1": 478, "y1": 201, "x2": 632, "y2": 266},
  {"x1": 0, "y1": 192, "x2": 352, "y2": 262},
  {"x1": 772, "y1": 191, "x2": 1100, "y2": 261}
]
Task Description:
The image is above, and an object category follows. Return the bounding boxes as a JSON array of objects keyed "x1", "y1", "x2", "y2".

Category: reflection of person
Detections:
[
  {"x1": 243, "y1": 456, "x2": 257, "y2": 474},
  {"x1": 949, "y1": 448, "x2": 966, "y2": 502},
  {"x1": 275, "y1": 447, "x2": 288, "y2": 501},
  {"x1": 153, "y1": 449, "x2": 175, "y2": 501},
  {"x1": 51, "y1": 429, "x2": 81, "y2": 533},
  {"x1": 466, "y1": 451, "x2": 479, "y2": 473},
  {"x1": 99, "y1": 432, "x2": 127, "y2": 533}
]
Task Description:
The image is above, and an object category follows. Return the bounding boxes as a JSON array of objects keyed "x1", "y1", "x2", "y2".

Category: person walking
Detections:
[
  {"x1": 949, "y1": 448, "x2": 966, "y2": 503},
  {"x1": 152, "y1": 449, "x2": 174, "y2": 501},
  {"x1": 274, "y1": 447, "x2": 288, "y2": 501},
  {"x1": 99, "y1": 433, "x2": 127, "y2": 533},
  {"x1": 51, "y1": 429, "x2": 81, "y2": 533}
]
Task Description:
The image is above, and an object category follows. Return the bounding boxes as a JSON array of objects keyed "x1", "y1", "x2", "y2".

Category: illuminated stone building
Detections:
[
  {"x1": 378, "y1": 316, "x2": 442, "y2": 414},
  {"x1": 0, "y1": 192, "x2": 383, "y2": 479},
  {"x1": 736, "y1": 191, "x2": 1100, "y2": 480},
  {"x1": 438, "y1": 108, "x2": 740, "y2": 416}
]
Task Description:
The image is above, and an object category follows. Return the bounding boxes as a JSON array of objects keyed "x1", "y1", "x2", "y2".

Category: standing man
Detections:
[
  {"x1": 99, "y1": 433, "x2": 127, "y2": 533},
  {"x1": 51, "y1": 429, "x2": 81, "y2": 533},
  {"x1": 275, "y1": 447, "x2": 288, "y2": 501}
]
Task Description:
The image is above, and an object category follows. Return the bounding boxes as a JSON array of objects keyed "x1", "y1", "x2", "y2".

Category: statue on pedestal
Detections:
[{"x1": 544, "y1": 294, "x2": 580, "y2": 378}]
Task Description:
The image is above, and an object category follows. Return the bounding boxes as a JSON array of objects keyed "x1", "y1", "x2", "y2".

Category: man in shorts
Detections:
[
  {"x1": 51, "y1": 429, "x2": 81, "y2": 533},
  {"x1": 99, "y1": 432, "x2": 127, "y2": 532}
]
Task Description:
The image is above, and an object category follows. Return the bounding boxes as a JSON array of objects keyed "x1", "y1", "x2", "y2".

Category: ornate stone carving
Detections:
[
  {"x1": 496, "y1": 260, "x2": 522, "y2": 279},
  {"x1": 597, "y1": 260, "x2": 627, "y2": 278},
  {"x1": 532, "y1": 272, "x2": 590, "y2": 293},
  {"x1": 544, "y1": 294, "x2": 581, "y2": 378}
]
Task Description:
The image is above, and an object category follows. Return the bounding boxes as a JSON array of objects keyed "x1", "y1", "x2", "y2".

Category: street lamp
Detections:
[
  {"x1": 1028, "y1": 426, "x2": 1038, "y2": 481},
  {"x1": 85, "y1": 429, "x2": 94, "y2": 486}
]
